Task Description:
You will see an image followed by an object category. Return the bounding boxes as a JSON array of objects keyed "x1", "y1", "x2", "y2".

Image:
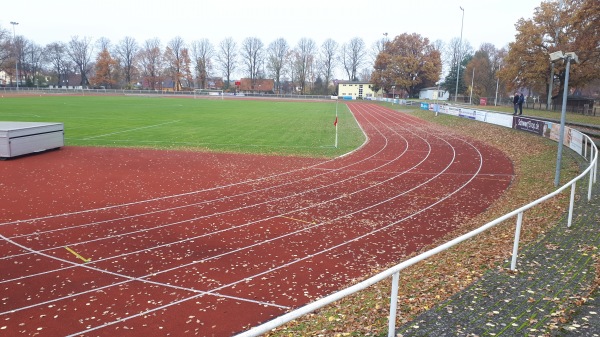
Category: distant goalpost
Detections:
[{"x1": 193, "y1": 89, "x2": 224, "y2": 100}]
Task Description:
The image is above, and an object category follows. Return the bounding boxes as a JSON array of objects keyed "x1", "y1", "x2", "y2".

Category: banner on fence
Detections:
[
  {"x1": 540, "y1": 121, "x2": 584, "y2": 156},
  {"x1": 433, "y1": 104, "x2": 585, "y2": 156},
  {"x1": 513, "y1": 116, "x2": 545, "y2": 136}
]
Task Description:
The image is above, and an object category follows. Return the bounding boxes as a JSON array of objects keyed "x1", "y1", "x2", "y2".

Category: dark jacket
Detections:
[{"x1": 513, "y1": 95, "x2": 520, "y2": 104}]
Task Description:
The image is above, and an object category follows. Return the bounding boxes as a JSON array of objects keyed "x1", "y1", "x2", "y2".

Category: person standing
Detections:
[
  {"x1": 518, "y1": 93, "x2": 524, "y2": 115},
  {"x1": 513, "y1": 92, "x2": 520, "y2": 115}
]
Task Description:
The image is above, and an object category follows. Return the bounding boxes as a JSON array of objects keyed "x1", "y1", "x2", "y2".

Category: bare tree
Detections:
[
  {"x1": 164, "y1": 36, "x2": 187, "y2": 91},
  {"x1": 44, "y1": 42, "x2": 69, "y2": 86},
  {"x1": 240, "y1": 37, "x2": 264, "y2": 88},
  {"x1": 294, "y1": 37, "x2": 316, "y2": 95},
  {"x1": 114, "y1": 36, "x2": 139, "y2": 88},
  {"x1": 464, "y1": 43, "x2": 506, "y2": 100},
  {"x1": 340, "y1": 37, "x2": 367, "y2": 81},
  {"x1": 216, "y1": 37, "x2": 237, "y2": 90},
  {"x1": 441, "y1": 37, "x2": 473, "y2": 93},
  {"x1": 318, "y1": 38, "x2": 338, "y2": 94},
  {"x1": 0, "y1": 26, "x2": 11, "y2": 73},
  {"x1": 96, "y1": 37, "x2": 111, "y2": 52},
  {"x1": 191, "y1": 38, "x2": 214, "y2": 89},
  {"x1": 430, "y1": 39, "x2": 445, "y2": 75},
  {"x1": 66, "y1": 36, "x2": 94, "y2": 87},
  {"x1": 266, "y1": 38, "x2": 289, "y2": 94},
  {"x1": 137, "y1": 38, "x2": 163, "y2": 90},
  {"x1": 22, "y1": 41, "x2": 44, "y2": 85}
]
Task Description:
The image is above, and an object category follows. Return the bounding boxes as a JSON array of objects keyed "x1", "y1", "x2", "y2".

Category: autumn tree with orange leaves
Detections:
[
  {"x1": 371, "y1": 33, "x2": 441, "y2": 98},
  {"x1": 91, "y1": 48, "x2": 118, "y2": 88},
  {"x1": 499, "y1": 0, "x2": 600, "y2": 101}
]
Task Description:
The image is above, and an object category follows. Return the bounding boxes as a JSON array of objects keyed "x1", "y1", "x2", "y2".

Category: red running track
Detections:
[{"x1": 0, "y1": 103, "x2": 514, "y2": 336}]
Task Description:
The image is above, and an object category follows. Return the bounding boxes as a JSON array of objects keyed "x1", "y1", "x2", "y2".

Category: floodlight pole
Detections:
[
  {"x1": 547, "y1": 0, "x2": 564, "y2": 110},
  {"x1": 469, "y1": 67, "x2": 474, "y2": 104},
  {"x1": 454, "y1": 7, "x2": 464, "y2": 102},
  {"x1": 554, "y1": 54, "x2": 573, "y2": 187},
  {"x1": 494, "y1": 77, "x2": 499, "y2": 106},
  {"x1": 10, "y1": 21, "x2": 19, "y2": 90}
]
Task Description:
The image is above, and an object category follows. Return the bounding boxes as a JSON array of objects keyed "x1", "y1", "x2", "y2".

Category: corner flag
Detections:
[{"x1": 334, "y1": 116, "x2": 338, "y2": 126}]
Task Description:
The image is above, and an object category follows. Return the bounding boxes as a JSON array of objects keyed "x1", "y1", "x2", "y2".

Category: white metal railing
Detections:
[{"x1": 236, "y1": 131, "x2": 598, "y2": 337}]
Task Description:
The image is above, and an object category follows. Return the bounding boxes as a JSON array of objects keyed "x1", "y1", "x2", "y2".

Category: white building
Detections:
[
  {"x1": 337, "y1": 81, "x2": 381, "y2": 100},
  {"x1": 419, "y1": 87, "x2": 449, "y2": 101}
]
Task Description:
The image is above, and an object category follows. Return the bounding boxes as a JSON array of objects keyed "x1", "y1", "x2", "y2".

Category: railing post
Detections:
[
  {"x1": 511, "y1": 212, "x2": 524, "y2": 271},
  {"x1": 388, "y1": 271, "x2": 400, "y2": 337},
  {"x1": 568, "y1": 182, "x2": 576, "y2": 227},
  {"x1": 594, "y1": 149, "x2": 598, "y2": 184},
  {"x1": 584, "y1": 137, "x2": 588, "y2": 160},
  {"x1": 590, "y1": 161, "x2": 595, "y2": 201}
]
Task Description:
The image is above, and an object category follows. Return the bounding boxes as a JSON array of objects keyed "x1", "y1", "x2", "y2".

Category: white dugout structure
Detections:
[
  {"x1": 0, "y1": 122, "x2": 64, "y2": 158},
  {"x1": 237, "y1": 104, "x2": 598, "y2": 337}
]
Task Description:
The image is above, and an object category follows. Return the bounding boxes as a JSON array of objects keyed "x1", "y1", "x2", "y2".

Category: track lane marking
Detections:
[{"x1": 64, "y1": 246, "x2": 91, "y2": 262}]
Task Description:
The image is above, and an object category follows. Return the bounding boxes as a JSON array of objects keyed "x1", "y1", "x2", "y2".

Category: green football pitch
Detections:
[{"x1": 0, "y1": 96, "x2": 365, "y2": 157}]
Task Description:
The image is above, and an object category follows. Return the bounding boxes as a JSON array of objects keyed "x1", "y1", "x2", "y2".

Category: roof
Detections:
[
  {"x1": 239, "y1": 78, "x2": 274, "y2": 92},
  {"x1": 337, "y1": 80, "x2": 373, "y2": 85}
]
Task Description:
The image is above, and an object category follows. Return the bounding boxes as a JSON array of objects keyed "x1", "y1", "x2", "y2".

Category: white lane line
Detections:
[
  {"x1": 0, "y1": 232, "x2": 290, "y2": 316},
  {"x1": 65, "y1": 104, "x2": 487, "y2": 337},
  {"x1": 0, "y1": 110, "x2": 411, "y2": 278},
  {"x1": 0, "y1": 119, "x2": 365, "y2": 228},
  {"x1": 0, "y1": 103, "x2": 434, "y2": 314},
  {"x1": 2, "y1": 104, "x2": 488, "y2": 337}
]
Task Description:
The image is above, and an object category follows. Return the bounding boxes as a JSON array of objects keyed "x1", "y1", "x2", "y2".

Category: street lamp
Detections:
[
  {"x1": 10, "y1": 21, "x2": 19, "y2": 90},
  {"x1": 550, "y1": 50, "x2": 578, "y2": 186},
  {"x1": 382, "y1": 32, "x2": 388, "y2": 101},
  {"x1": 454, "y1": 6, "x2": 464, "y2": 102}
]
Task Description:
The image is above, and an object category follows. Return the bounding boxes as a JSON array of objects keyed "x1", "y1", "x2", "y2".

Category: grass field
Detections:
[{"x1": 0, "y1": 96, "x2": 365, "y2": 157}]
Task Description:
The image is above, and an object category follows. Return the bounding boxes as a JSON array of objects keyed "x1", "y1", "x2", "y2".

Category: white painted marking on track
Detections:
[
  {"x1": 61, "y1": 103, "x2": 488, "y2": 336},
  {"x1": 0, "y1": 102, "x2": 496, "y2": 336}
]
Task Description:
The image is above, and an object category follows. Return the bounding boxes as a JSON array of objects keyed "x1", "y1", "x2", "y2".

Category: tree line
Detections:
[{"x1": 1, "y1": 0, "x2": 598, "y2": 100}]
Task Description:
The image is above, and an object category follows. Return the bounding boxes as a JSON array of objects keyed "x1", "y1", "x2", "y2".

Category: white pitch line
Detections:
[{"x1": 81, "y1": 120, "x2": 181, "y2": 140}]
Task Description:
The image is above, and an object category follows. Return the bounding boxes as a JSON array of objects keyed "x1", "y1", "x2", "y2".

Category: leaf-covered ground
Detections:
[{"x1": 266, "y1": 108, "x2": 585, "y2": 336}]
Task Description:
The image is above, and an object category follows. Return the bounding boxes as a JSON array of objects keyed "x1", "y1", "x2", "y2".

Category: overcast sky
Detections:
[
  {"x1": 2, "y1": 0, "x2": 543, "y2": 47},
  {"x1": 2, "y1": 0, "x2": 543, "y2": 78}
]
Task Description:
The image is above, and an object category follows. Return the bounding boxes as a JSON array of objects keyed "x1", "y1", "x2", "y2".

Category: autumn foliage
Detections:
[
  {"x1": 90, "y1": 48, "x2": 118, "y2": 88},
  {"x1": 371, "y1": 33, "x2": 442, "y2": 98},
  {"x1": 499, "y1": 0, "x2": 600, "y2": 99}
]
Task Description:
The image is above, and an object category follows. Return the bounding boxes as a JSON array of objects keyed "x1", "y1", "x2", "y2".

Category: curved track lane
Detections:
[{"x1": 0, "y1": 103, "x2": 513, "y2": 336}]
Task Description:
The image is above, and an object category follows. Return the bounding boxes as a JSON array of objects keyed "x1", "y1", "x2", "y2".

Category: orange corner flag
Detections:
[{"x1": 334, "y1": 116, "x2": 338, "y2": 126}]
